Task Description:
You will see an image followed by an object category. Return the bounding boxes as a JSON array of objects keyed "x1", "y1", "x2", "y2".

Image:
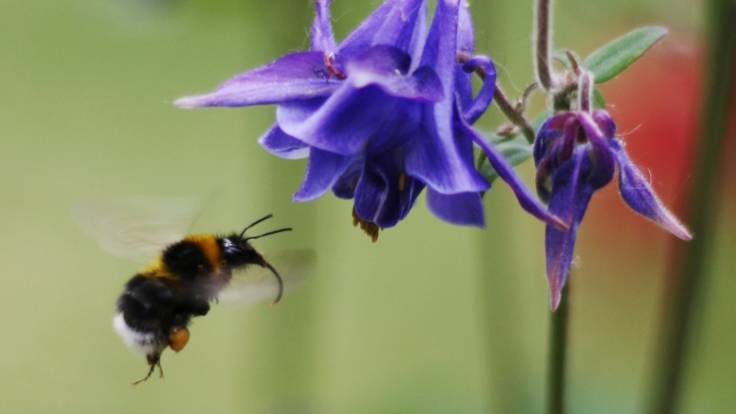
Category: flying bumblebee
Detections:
[{"x1": 75, "y1": 196, "x2": 310, "y2": 385}]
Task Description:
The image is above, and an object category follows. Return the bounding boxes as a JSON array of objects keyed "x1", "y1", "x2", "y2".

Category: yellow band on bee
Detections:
[{"x1": 184, "y1": 234, "x2": 222, "y2": 272}]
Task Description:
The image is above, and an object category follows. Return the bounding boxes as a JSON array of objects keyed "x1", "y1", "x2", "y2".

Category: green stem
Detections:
[
  {"x1": 647, "y1": 1, "x2": 736, "y2": 413},
  {"x1": 534, "y1": 0, "x2": 556, "y2": 91},
  {"x1": 548, "y1": 282, "x2": 570, "y2": 414}
]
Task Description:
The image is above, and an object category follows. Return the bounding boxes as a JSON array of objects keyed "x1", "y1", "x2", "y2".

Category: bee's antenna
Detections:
[
  {"x1": 243, "y1": 227, "x2": 293, "y2": 241},
  {"x1": 239, "y1": 214, "x2": 274, "y2": 238},
  {"x1": 262, "y1": 260, "x2": 285, "y2": 304}
]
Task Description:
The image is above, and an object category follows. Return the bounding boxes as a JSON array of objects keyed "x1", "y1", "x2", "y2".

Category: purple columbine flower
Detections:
[
  {"x1": 534, "y1": 109, "x2": 693, "y2": 309},
  {"x1": 176, "y1": 0, "x2": 562, "y2": 240}
]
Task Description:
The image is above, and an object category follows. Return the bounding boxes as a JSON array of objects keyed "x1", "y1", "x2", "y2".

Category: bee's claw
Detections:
[
  {"x1": 131, "y1": 363, "x2": 157, "y2": 386},
  {"x1": 132, "y1": 354, "x2": 164, "y2": 385}
]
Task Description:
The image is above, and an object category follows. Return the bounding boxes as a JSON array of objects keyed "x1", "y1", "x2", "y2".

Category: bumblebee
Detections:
[{"x1": 76, "y1": 197, "x2": 306, "y2": 384}]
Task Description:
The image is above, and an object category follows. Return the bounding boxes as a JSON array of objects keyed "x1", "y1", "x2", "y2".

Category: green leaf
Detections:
[
  {"x1": 593, "y1": 88, "x2": 606, "y2": 109},
  {"x1": 583, "y1": 26, "x2": 668, "y2": 83}
]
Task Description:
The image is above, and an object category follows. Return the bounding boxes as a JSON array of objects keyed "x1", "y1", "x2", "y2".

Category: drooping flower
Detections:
[
  {"x1": 534, "y1": 109, "x2": 692, "y2": 309},
  {"x1": 177, "y1": 0, "x2": 562, "y2": 239}
]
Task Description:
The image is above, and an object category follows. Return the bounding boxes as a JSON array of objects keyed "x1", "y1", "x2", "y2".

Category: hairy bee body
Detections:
[{"x1": 112, "y1": 228, "x2": 286, "y2": 384}]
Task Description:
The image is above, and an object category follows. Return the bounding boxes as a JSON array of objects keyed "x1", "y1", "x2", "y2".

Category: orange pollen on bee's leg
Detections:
[
  {"x1": 352, "y1": 208, "x2": 380, "y2": 243},
  {"x1": 168, "y1": 327, "x2": 190, "y2": 352}
]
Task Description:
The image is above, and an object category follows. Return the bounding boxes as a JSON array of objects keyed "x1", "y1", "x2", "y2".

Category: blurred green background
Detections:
[{"x1": 0, "y1": 0, "x2": 733, "y2": 413}]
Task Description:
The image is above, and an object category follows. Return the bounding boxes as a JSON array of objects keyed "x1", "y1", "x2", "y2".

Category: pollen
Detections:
[
  {"x1": 168, "y1": 327, "x2": 190, "y2": 352},
  {"x1": 352, "y1": 208, "x2": 380, "y2": 242}
]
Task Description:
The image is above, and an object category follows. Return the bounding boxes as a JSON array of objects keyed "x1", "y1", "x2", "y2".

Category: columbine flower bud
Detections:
[{"x1": 534, "y1": 109, "x2": 692, "y2": 309}]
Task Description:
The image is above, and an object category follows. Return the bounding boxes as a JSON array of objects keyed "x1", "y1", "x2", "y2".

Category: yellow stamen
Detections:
[
  {"x1": 398, "y1": 172, "x2": 407, "y2": 192},
  {"x1": 352, "y1": 208, "x2": 380, "y2": 242}
]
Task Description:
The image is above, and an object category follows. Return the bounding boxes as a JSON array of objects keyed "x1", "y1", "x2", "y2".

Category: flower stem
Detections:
[
  {"x1": 457, "y1": 52, "x2": 537, "y2": 143},
  {"x1": 494, "y1": 87, "x2": 537, "y2": 144},
  {"x1": 548, "y1": 281, "x2": 570, "y2": 414},
  {"x1": 534, "y1": 0, "x2": 556, "y2": 91},
  {"x1": 647, "y1": 1, "x2": 736, "y2": 413}
]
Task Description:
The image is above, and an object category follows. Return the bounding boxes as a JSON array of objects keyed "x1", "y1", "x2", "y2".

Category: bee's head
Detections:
[
  {"x1": 220, "y1": 214, "x2": 292, "y2": 303},
  {"x1": 221, "y1": 215, "x2": 292, "y2": 263}
]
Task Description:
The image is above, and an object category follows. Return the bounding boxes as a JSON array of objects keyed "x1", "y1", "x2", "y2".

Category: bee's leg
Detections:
[
  {"x1": 131, "y1": 353, "x2": 160, "y2": 385},
  {"x1": 156, "y1": 360, "x2": 164, "y2": 379},
  {"x1": 131, "y1": 363, "x2": 156, "y2": 386}
]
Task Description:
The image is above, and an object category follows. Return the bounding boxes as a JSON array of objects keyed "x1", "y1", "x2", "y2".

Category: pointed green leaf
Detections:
[
  {"x1": 593, "y1": 88, "x2": 606, "y2": 109},
  {"x1": 583, "y1": 26, "x2": 668, "y2": 83}
]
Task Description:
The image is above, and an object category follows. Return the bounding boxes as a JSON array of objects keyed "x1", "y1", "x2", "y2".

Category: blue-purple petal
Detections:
[
  {"x1": 427, "y1": 190, "x2": 485, "y2": 227},
  {"x1": 405, "y1": 0, "x2": 490, "y2": 194},
  {"x1": 258, "y1": 124, "x2": 309, "y2": 160},
  {"x1": 346, "y1": 46, "x2": 443, "y2": 102},
  {"x1": 293, "y1": 148, "x2": 351, "y2": 202},
  {"x1": 332, "y1": 158, "x2": 365, "y2": 199},
  {"x1": 278, "y1": 83, "x2": 398, "y2": 155},
  {"x1": 352, "y1": 153, "x2": 423, "y2": 228},
  {"x1": 405, "y1": 112, "x2": 489, "y2": 193},
  {"x1": 610, "y1": 140, "x2": 692, "y2": 240},
  {"x1": 460, "y1": 55, "x2": 496, "y2": 125},
  {"x1": 338, "y1": 0, "x2": 426, "y2": 60},
  {"x1": 175, "y1": 52, "x2": 340, "y2": 108}
]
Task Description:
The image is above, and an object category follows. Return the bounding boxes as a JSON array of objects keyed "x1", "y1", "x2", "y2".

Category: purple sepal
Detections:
[
  {"x1": 427, "y1": 189, "x2": 485, "y2": 227},
  {"x1": 277, "y1": 83, "x2": 398, "y2": 156},
  {"x1": 611, "y1": 139, "x2": 692, "y2": 240},
  {"x1": 460, "y1": 113, "x2": 567, "y2": 229},
  {"x1": 545, "y1": 147, "x2": 595, "y2": 310},
  {"x1": 460, "y1": 55, "x2": 497, "y2": 125},
  {"x1": 310, "y1": 0, "x2": 337, "y2": 52},
  {"x1": 404, "y1": 0, "x2": 489, "y2": 195},
  {"x1": 258, "y1": 124, "x2": 309, "y2": 160},
  {"x1": 338, "y1": 0, "x2": 427, "y2": 60},
  {"x1": 293, "y1": 148, "x2": 351, "y2": 202},
  {"x1": 175, "y1": 52, "x2": 340, "y2": 108}
]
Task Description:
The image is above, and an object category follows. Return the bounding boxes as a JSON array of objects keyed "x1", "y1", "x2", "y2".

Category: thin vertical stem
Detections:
[
  {"x1": 548, "y1": 282, "x2": 570, "y2": 414},
  {"x1": 647, "y1": 1, "x2": 736, "y2": 413},
  {"x1": 534, "y1": 0, "x2": 556, "y2": 91}
]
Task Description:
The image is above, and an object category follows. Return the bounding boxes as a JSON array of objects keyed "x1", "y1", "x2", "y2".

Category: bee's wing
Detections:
[
  {"x1": 219, "y1": 249, "x2": 316, "y2": 307},
  {"x1": 73, "y1": 195, "x2": 203, "y2": 263}
]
